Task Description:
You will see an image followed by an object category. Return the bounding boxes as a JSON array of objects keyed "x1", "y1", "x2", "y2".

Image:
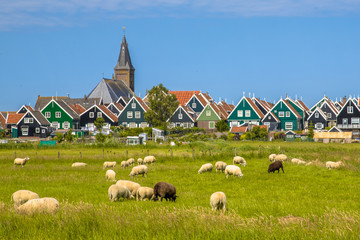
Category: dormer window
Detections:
[
  {"x1": 178, "y1": 113, "x2": 183, "y2": 119},
  {"x1": 132, "y1": 103, "x2": 136, "y2": 109},
  {"x1": 206, "y1": 110, "x2": 211, "y2": 116},
  {"x1": 315, "y1": 112, "x2": 319, "y2": 118},
  {"x1": 192, "y1": 103, "x2": 196, "y2": 109},
  {"x1": 347, "y1": 106, "x2": 354, "y2": 114}
]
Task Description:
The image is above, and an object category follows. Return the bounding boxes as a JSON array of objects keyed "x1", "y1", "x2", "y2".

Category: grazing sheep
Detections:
[
  {"x1": 225, "y1": 165, "x2": 243, "y2": 178},
  {"x1": 210, "y1": 192, "x2": 227, "y2": 211},
  {"x1": 16, "y1": 197, "x2": 59, "y2": 215},
  {"x1": 116, "y1": 180, "x2": 141, "y2": 197},
  {"x1": 306, "y1": 162, "x2": 313, "y2": 166},
  {"x1": 144, "y1": 156, "x2": 156, "y2": 165},
  {"x1": 275, "y1": 154, "x2": 288, "y2": 162},
  {"x1": 11, "y1": 190, "x2": 40, "y2": 207},
  {"x1": 126, "y1": 158, "x2": 135, "y2": 166},
  {"x1": 198, "y1": 163, "x2": 213, "y2": 174},
  {"x1": 108, "y1": 184, "x2": 131, "y2": 202},
  {"x1": 136, "y1": 187, "x2": 156, "y2": 201},
  {"x1": 269, "y1": 154, "x2": 277, "y2": 162},
  {"x1": 291, "y1": 158, "x2": 300, "y2": 164},
  {"x1": 268, "y1": 161, "x2": 284, "y2": 173},
  {"x1": 215, "y1": 161, "x2": 227, "y2": 173},
  {"x1": 103, "y1": 161, "x2": 116, "y2": 169},
  {"x1": 137, "y1": 158, "x2": 144, "y2": 165},
  {"x1": 14, "y1": 157, "x2": 30, "y2": 167},
  {"x1": 326, "y1": 161, "x2": 343, "y2": 169},
  {"x1": 233, "y1": 156, "x2": 247, "y2": 166},
  {"x1": 129, "y1": 165, "x2": 148, "y2": 178},
  {"x1": 297, "y1": 160, "x2": 306, "y2": 165},
  {"x1": 71, "y1": 162, "x2": 87, "y2": 167},
  {"x1": 105, "y1": 170, "x2": 116, "y2": 182},
  {"x1": 153, "y1": 182, "x2": 177, "y2": 202},
  {"x1": 121, "y1": 161, "x2": 129, "y2": 168}
]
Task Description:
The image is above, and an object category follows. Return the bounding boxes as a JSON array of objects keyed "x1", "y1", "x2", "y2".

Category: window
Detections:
[
  {"x1": 122, "y1": 122, "x2": 128, "y2": 127},
  {"x1": 178, "y1": 113, "x2": 183, "y2": 119},
  {"x1": 45, "y1": 112, "x2": 51, "y2": 118},
  {"x1": 35, "y1": 128, "x2": 40, "y2": 133},
  {"x1": 209, "y1": 121, "x2": 215, "y2": 129},
  {"x1": 264, "y1": 122, "x2": 270, "y2": 126},
  {"x1": 127, "y1": 111, "x2": 133, "y2": 118},
  {"x1": 97, "y1": 112, "x2": 102, "y2": 118},
  {"x1": 206, "y1": 110, "x2": 211, "y2": 116},
  {"x1": 347, "y1": 106, "x2": 353, "y2": 114},
  {"x1": 327, "y1": 113, "x2": 332, "y2": 118},
  {"x1": 230, "y1": 121, "x2": 238, "y2": 127},
  {"x1": 89, "y1": 112, "x2": 94, "y2": 118},
  {"x1": 63, "y1": 121, "x2": 70, "y2": 129},
  {"x1": 286, "y1": 111, "x2": 290, "y2": 117},
  {"x1": 55, "y1": 112, "x2": 61, "y2": 118},
  {"x1": 279, "y1": 111, "x2": 284, "y2": 117},
  {"x1": 245, "y1": 110, "x2": 250, "y2": 117},
  {"x1": 237, "y1": 110, "x2": 243, "y2": 117},
  {"x1": 51, "y1": 122, "x2": 59, "y2": 129},
  {"x1": 192, "y1": 103, "x2": 197, "y2": 109},
  {"x1": 24, "y1": 118, "x2": 33, "y2": 124},
  {"x1": 315, "y1": 112, "x2": 319, "y2": 118},
  {"x1": 169, "y1": 123, "x2": 175, "y2": 128},
  {"x1": 41, "y1": 129, "x2": 46, "y2": 133},
  {"x1": 140, "y1": 122, "x2": 148, "y2": 128},
  {"x1": 129, "y1": 122, "x2": 137, "y2": 128},
  {"x1": 21, "y1": 126, "x2": 28, "y2": 136},
  {"x1": 268, "y1": 116, "x2": 271, "y2": 120},
  {"x1": 285, "y1": 122, "x2": 293, "y2": 130},
  {"x1": 103, "y1": 123, "x2": 110, "y2": 129},
  {"x1": 351, "y1": 118, "x2": 359, "y2": 124},
  {"x1": 135, "y1": 111, "x2": 141, "y2": 119},
  {"x1": 132, "y1": 103, "x2": 136, "y2": 109},
  {"x1": 315, "y1": 123, "x2": 323, "y2": 129}
]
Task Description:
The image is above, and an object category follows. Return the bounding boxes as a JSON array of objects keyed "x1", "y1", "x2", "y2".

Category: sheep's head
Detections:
[{"x1": 26, "y1": 157, "x2": 30, "y2": 161}]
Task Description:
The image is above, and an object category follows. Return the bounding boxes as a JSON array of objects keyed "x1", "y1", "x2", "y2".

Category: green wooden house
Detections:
[
  {"x1": 118, "y1": 96, "x2": 149, "y2": 128},
  {"x1": 197, "y1": 103, "x2": 228, "y2": 131},
  {"x1": 227, "y1": 97, "x2": 264, "y2": 127},
  {"x1": 285, "y1": 97, "x2": 306, "y2": 130},
  {"x1": 270, "y1": 99, "x2": 302, "y2": 131}
]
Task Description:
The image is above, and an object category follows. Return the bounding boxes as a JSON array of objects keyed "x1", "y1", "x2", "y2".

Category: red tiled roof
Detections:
[
  {"x1": 0, "y1": 114, "x2": 6, "y2": 128},
  {"x1": 114, "y1": 103, "x2": 124, "y2": 111},
  {"x1": 201, "y1": 92, "x2": 213, "y2": 102},
  {"x1": 25, "y1": 105, "x2": 34, "y2": 111},
  {"x1": 324, "y1": 100, "x2": 339, "y2": 114},
  {"x1": 69, "y1": 104, "x2": 86, "y2": 115},
  {"x1": 219, "y1": 101, "x2": 234, "y2": 113},
  {"x1": 296, "y1": 100, "x2": 309, "y2": 111},
  {"x1": 246, "y1": 97, "x2": 265, "y2": 119},
  {"x1": 194, "y1": 93, "x2": 208, "y2": 107},
  {"x1": 6, "y1": 113, "x2": 25, "y2": 124},
  {"x1": 257, "y1": 125, "x2": 269, "y2": 131},
  {"x1": 210, "y1": 103, "x2": 228, "y2": 120},
  {"x1": 136, "y1": 97, "x2": 150, "y2": 112},
  {"x1": 284, "y1": 100, "x2": 302, "y2": 119},
  {"x1": 97, "y1": 105, "x2": 118, "y2": 122},
  {"x1": 230, "y1": 126, "x2": 248, "y2": 133},
  {"x1": 169, "y1": 91, "x2": 201, "y2": 106}
]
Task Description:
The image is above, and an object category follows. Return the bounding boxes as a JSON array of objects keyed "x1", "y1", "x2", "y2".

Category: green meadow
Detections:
[{"x1": 0, "y1": 141, "x2": 360, "y2": 239}]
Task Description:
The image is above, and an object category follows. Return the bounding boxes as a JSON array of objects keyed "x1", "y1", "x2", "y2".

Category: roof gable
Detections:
[
  {"x1": 337, "y1": 98, "x2": 360, "y2": 116},
  {"x1": 41, "y1": 99, "x2": 79, "y2": 120},
  {"x1": 308, "y1": 107, "x2": 327, "y2": 120},
  {"x1": 169, "y1": 91, "x2": 201, "y2": 106},
  {"x1": 197, "y1": 103, "x2": 221, "y2": 121},
  {"x1": 228, "y1": 97, "x2": 264, "y2": 120}
]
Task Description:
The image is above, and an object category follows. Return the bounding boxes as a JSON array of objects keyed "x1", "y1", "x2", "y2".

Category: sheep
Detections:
[
  {"x1": 215, "y1": 161, "x2": 227, "y2": 173},
  {"x1": 306, "y1": 162, "x2": 313, "y2": 166},
  {"x1": 72, "y1": 162, "x2": 87, "y2": 167},
  {"x1": 108, "y1": 184, "x2": 131, "y2": 202},
  {"x1": 136, "y1": 187, "x2": 156, "y2": 201},
  {"x1": 103, "y1": 161, "x2": 116, "y2": 169},
  {"x1": 225, "y1": 165, "x2": 243, "y2": 178},
  {"x1": 137, "y1": 158, "x2": 144, "y2": 165},
  {"x1": 268, "y1": 161, "x2": 284, "y2": 173},
  {"x1": 105, "y1": 170, "x2": 116, "y2": 182},
  {"x1": 14, "y1": 157, "x2": 30, "y2": 167},
  {"x1": 198, "y1": 163, "x2": 213, "y2": 174},
  {"x1": 291, "y1": 158, "x2": 300, "y2": 164},
  {"x1": 11, "y1": 190, "x2": 40, "y2": 207},
  {"x1": 126, "y1": 158, "x2": 135, "y2": 166},
  {"x1": 153, "y1": 182, "x2": 177, "y2": 202},
  {"x1": 297, "y1": 160, "x2": 306, "y2": 165},
  {"x1": 275, "y1": 154, "x2": 288, "y2": 162},
  {"x1": 129, "y1": 165, "x2": 148, "y2": 178},
  {"x1": 144, "y1": 156, "x2": 156, "y2": 165},
  {"x1": 121, "y1": 161, "x2": 129, "y2": 168},
  {"x1": 326, "y1": 161, "x2": 343, "y2": 169},
  {"x1": 269, "y1": 154, "x2": 277, "y2": 162},
  {"x1": 116, "y1": 180, "x2": 141, "y2": 197},
  {"x1": 16, "y1": 197, "x2": 59, "y2": 215},
  {"x1": 210, "y1": 192, "x2": 227, "y2": 211},
  {"x1": 233, "y1": 156, "x2": 247, "y2": 166}
]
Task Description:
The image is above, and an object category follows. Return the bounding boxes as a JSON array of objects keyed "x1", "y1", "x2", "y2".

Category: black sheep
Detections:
[
  {"x1": 268, "y1": 161, "x2": 284, "y2": 173},
  {"x1": 153, "y1": 182, "x2": 177, "y2": 202}
]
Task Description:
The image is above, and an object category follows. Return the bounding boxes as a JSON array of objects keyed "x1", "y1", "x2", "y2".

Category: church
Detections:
[{"x1": 87, "y1": 34, "x2": 135, "y2": 104}]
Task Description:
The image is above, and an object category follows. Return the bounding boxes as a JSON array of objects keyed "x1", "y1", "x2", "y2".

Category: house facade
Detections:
[
  {"x1": 118, "y1": 97, "x2": 149, "y2": 128},
  {"x1": 336, "y1": 98, "x2": 360, "y2": 131},
  {"x1": 16, "y1": 111, "x2": 51, "y2": 138},
  {"x1": 80, "y1": 105, "x2": 118, "y2": 130},
  {"x1": 307, "y1": 107, "x2": 328, "y2": 130},
  {"x1": 168, "y1": 105, "x2": 196, "y2": 128},
  {"x1": 228, "y1": 97, "x2": 264, "y2": 127},
  {"x1": 270, "y1": 99, "x2": 302, "y2": 131}
]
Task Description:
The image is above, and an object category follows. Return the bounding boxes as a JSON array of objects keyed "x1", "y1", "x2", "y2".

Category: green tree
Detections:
[
  {"x1": 64, "y1": 129, "x2": 74, "y2": 143},
  {"x1": 144, "y1": 84, "x2": 179, "y2": 129},
  {"x1": 241, "y1": 126, "x2": 268, "y2": 140},
  {"x1": 94, "y1": 117, "x2": 105, "y2": 133},
  {"x1": 308, "y1": 121, "x2": 314, "y2": 139},
  {"x1": 215, "y1": 120, "x2": 230, "y2": 132}
]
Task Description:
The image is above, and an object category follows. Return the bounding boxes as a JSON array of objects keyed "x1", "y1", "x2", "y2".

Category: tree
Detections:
[
  {"x1": 215, "y1": 120, "x2": 230, "y2": 132},
  {"x1": 64, "y1": 129, "x2": 74, "y2": 143},
  {"x1": 241, "y1": 126, "x2": 268, "y2": 140},
  {"x1": 94, "y1": 117, "x2": 105, "y2": 132},
  {"x1": 307, "y1": 121, "x2": 314, "y2": 139},
  {"x1": 144, "y1": 84, "x2": 179, "y2": 129}
]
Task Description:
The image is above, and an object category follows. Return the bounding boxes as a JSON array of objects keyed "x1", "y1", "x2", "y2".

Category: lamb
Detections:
[
  {"x1": 71, "y1": 162, "x2": 87, "y2": 167},
  {"x1": 153, "y1": 182, "x2": 177, "y2": 202},
  {"x1": 210, "y1": 192, "x2": 227, "y2": 211},
  {"x1": 136, "y1": 187, "x2": 156, "y2": 201},
  {"x1": 144, "y1": 156, "x2": 156, "y2": 165},
  {"x1": 275, "y1": 154, "x2": 288, "y2": 162},
  {"x1": 326, "y1": 161, "x2": 343, "y2": 169},
  {"x1": 233, "y1": 156, "x2": 247, "y2": 166},
  {"x1": 116, "y1": 180, "x2": 141, "y2": 197},
  {"x1": 14, "y1": 157, "x2": 30, "y2": 167},
  {"x1": 105, "y1": 169, "x2": 116, "y2": 182},
  {"x1": 126, "y1": 158, "x2": 135, "y2": 166},
  {"x1": 198, "y1": 163, "x2": 213, "y2": 174},
  {"x1": 137, "y1": 158, "x2": 144, "y2": 165},
  {"x1": 108, "y1": 184, "x2": 131, "y2": 202},
  {"x1": 215, "y1": 161, "x2": 227, "y2": 173},
  {"x1": 225, "y1": 165, "x2": 243, "y2": 178},
  {"x1": 121, "y1": 161, "x2": 129, "y2": 168},
  {"x1": 16, "y1": 197, "x2": 59, "y2": 215},
  {"x1": 11, "y1": 190, "x2": 40, "y2": 207},
  {"x1": 269, "y1": 154, "x2": 277, "y2": 162},
  {"x1": 103, "y1": 161, "x2": 116, "y2": 169},
  {"x1": 268, "y1": 161, "x2": 284, "y2": 173},
  {"x1": 129, "y1": 165, "x2": 148, "y2": 178}
]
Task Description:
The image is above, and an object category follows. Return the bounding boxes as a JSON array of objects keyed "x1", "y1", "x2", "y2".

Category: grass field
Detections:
[{"x1": 0, "y1": 141, "x2": 360, "y2": 239}]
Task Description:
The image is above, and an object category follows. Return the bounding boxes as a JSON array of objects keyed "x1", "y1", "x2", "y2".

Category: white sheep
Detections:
[
  {"x1": 106, "y1": 170, "x2": 116, "y2": 182},
  {"x1": 108, "y1": 184, "x2": 131, "y2": 202},
  {"x1": 11, "y1": 190, "x2": 40, "y2": 207},
  {"x1": 14, "y1": 157, "x2": 30, "y2": 167},
  {"x1": 16, "y1": 197, "x2": 59, "y2": 215},
  {"x1": 198, "y1": 163, "x2": 213, "y2": 174},
  {"x1": 291, "y1": 158, "x2": 300, "y2": 164},
  {"x1": 269, "y1": 154, "x2": 277, "y2": 162},
  {"x1": 121, "y1": 161, "x2": 129, "y2": 168},
  {"x1": 297, "y1": 160, "x2": 306, "y2": 165},
  {"x1": 210, "y1": 192, "x2": 227, "y2": 211},
  {"x1": 306, "y1": 162, "x2": 313, "y2": 166},
  {"x1": 126, "y1": 158, "x2": 135, "y2": 166},
  {"x1": 136, "y1": 187, "x2": 156, "y2": 201},
  {"x1": 103, "y1": 161, "x2": 116, "y2": 169},
  {"x1": 215, "y1": 161, "x2": 227, "y2": 173},
  {"x1": 116, "y1": 180, "x2": 141, "y2": 197},
  {"x1": 326, "y1": 161, "x2": 343, "y2": 169},
  {"x1": 233, "y1": 156, "x2": 246, "y2": 166},
  {"x1": 129, "y1": 165, "x2": 148, "y2": 178},
  {"x1": 275, "y1": 154, "x2": 288, "y2": 162},
  {"x1": 137, "y1": 158, "x2": 144, "y2": 165},
  {"x1": 225, "y1": 165, "x2": 243, "y2": 178},
  {"x1": 72, "y1": 162, "x2": 87, "y2": 167},
  {"x1": 144, "y1": 156, "x2": 156, "y2": 165}
]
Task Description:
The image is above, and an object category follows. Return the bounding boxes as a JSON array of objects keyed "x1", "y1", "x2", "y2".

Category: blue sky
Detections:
[{"x1": 1, "y1": 0, "x2": 360, "y2": 111}]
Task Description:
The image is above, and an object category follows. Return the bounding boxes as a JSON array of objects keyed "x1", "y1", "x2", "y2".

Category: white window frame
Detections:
[
  {"x1": 55, "y1": 112, "x2": 61, "y2": 118},
  {"x1": 209, "y1": 121, "x2": 215, "y2": 129},
  {"x1": 97, "y1": 112, "x2": 102, "y2": 118},
  {"x1": 89, "y1": 112, "x2": 94, "y2": 118},
  {"x1": 21, "y1": 126, "x2": 28, "y2": 136},
  {"x1": 178, "y1": 113, "x2": 183, "y2": 119},
  {"x1": 135, "y1": 111, "x2": 141, "y2": 119},
  {"x1": 45, "y1": 112, "x2": 51, "y2": 118},
  {"x1": 245, "y1": 110, "x2": 250, "y2": 117},
  {"x1": 315, "y1": 123, "x2": 323, "y2": 129},
  {"x1": 127, "y1": 111, "x2": 133, "y2": 118},
  {"x1": 286, "y1": 111, "x2": 290, "y2": 117},
  {"x1": 237, "y1": 110, "x2": 243, "y2": 117},
  {"x1": 192, "y1": 103, "x2": 197, "y2": 109},
  {"x1": 35, "y1": 127, "x2": 40, "y2": 133},
  {"x1": 279, "y1": 111, "x2": 284, "y2": 117},
  {"x1": 315, "y1": 112, "x2": 319, "y2": 118},
  {"x1": 63, "y1": 121, "x2": 70, "y2": 129},
  {"x1": 351, "y1": 118, "x2": 359, "y2": 124},
  {"x1": 131, "y1": 103, "x2": 136, "y2": 109},
  {"x1": 41, "y1": 129, "x2": 46, "y2": 133},
  {"x1": 268, "y1": 116, "x2": 271, "y2": 120},
  {"x1": 51, "y1": 122, "x2": 59, "y2": 129},
  {"x1": 285, "y1": 122, "x2": 293, "y2": 130},
  {"x1": 129, "y1": 122, "x2": 137, "y2": 128},
  {"x1": 347, "y1": 106, "x2": 353, "y2": 114},
  {"x1": 264, "y1": 122, "x2": 270, "y2": 126},
  {"x1": 206, "y1": 110, "x2": 211, "y2": 116}
]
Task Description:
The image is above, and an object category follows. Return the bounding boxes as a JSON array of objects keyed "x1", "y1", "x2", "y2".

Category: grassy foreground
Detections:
[{"x1": 0, "y1": 141, "x2": 360, "y2": 239}]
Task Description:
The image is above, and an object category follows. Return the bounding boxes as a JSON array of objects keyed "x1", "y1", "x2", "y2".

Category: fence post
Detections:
[
  {"x1": 35, "y1": 152, "x2": 37, "y2": 158},
  {"x1": 147, "y1": 149, "x2": 149, "y2": 156},
  {"x1": 126, "y1": 150, "x2": 128, "y2": 158},
  {"x1": 58, "y1": 152, "x2": 60, "y2": 159},
  {"x1": 211, "y1": 149, "x2": 213, "y2": 157},
  {"x1": 80, "y1": 152, "x2": 82, "y2": 158},
  {"x1": 192, "y1": 148, "x2": 195, "y2": 159},
  {"x1": 170, "y1": 148, "x2": 173, "y2": 158},
  {"x1": 234, "y1": 147, "x2": 237, "y2": 157},
  {"x1": 14, "y1": 152, "x2": 16, "y2": 158}
]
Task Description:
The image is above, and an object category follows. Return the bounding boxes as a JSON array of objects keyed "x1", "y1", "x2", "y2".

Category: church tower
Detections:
[{"x1": 114, "y1": 34, "x2": 135, "y2": 92}]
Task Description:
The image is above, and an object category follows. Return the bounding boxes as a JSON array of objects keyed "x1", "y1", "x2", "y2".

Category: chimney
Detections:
[
  {"x1": 343, "y1": 96, "x2": 347, "y2": 104},
  {"x1": 112, "y1": 74, "x2": 114, "y2": 80},
  {"x1": 67, "y1": 93, "x2": 70, "y2": 98},
  {"x1": 84, "y1": 94, "x2": 87, "y2": 100}
]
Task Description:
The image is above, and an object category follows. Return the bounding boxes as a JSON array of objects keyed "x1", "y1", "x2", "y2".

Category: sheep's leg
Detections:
[{"x1": 281, "y1": 167, "x2": 284, "y2": 173}]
